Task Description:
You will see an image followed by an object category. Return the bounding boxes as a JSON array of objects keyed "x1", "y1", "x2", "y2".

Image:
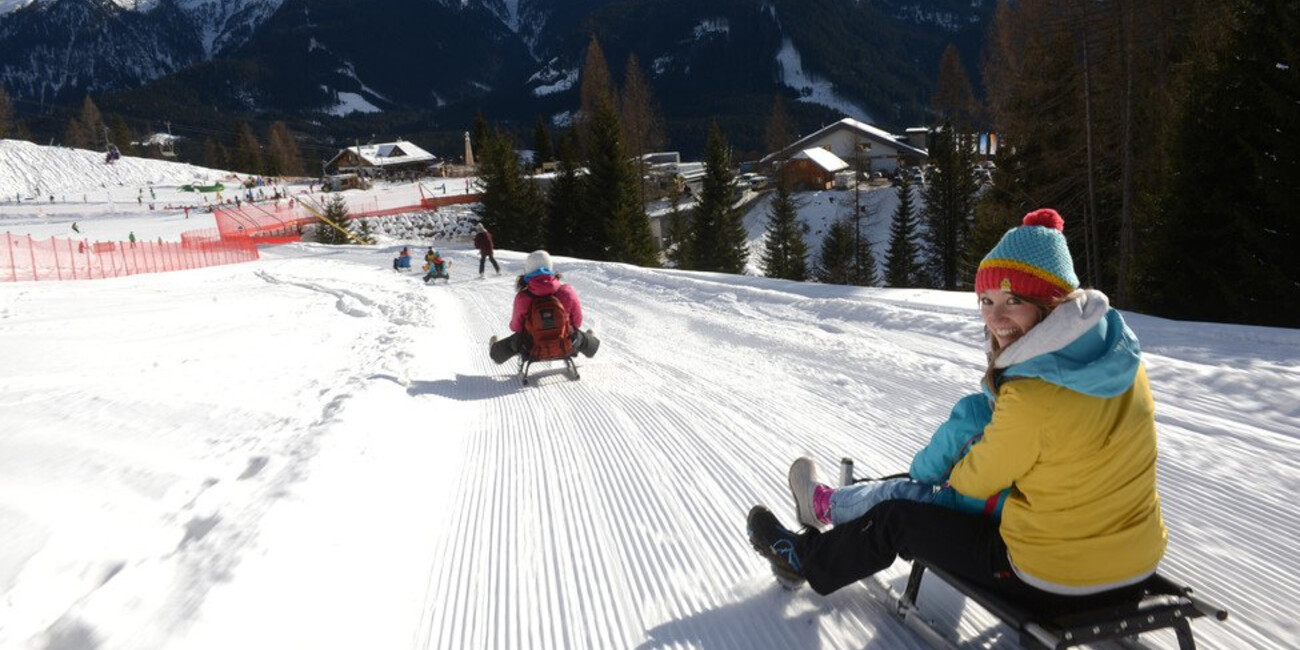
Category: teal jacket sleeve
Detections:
[{"x1": 910, "y1": 393, "x2": 994, "y2": 484}]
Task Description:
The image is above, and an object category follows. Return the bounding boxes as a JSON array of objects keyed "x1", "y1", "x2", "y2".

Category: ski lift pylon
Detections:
[{"x1": 161, "y1": 121, "x2": 177, "y2": 158}]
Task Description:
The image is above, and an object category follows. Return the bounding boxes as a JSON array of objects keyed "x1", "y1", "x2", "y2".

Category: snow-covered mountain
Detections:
[{"x1": 0, "y1": 0, "x2": 993, "y2": 142}]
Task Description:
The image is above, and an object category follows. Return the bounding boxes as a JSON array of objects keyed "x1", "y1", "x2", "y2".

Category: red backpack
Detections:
[{"x1": 524, "y1": 292, "x2": 574, "y2": 360}]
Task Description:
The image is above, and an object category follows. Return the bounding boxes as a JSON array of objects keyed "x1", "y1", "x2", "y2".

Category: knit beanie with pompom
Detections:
[{"x1": 974, "y1": 208, "x2": 1079, "y2": 301}]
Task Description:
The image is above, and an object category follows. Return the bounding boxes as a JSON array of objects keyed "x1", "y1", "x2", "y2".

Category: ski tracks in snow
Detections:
[{"x1": 407, "y1": 263, "x2": 996, "y2": 649}]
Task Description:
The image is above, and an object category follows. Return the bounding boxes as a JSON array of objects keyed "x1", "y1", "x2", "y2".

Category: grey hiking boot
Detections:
[
  {"x1": 579, "y1": 329, "x2": 600, "y2": 358},
  {"x1": 747, "y1": 505, "x2": 805, "y2": 590},
  {"x1": 489, "y1": 335, "x2": 516, "y2": 365},
  {"x1": 789, "y1": 457, "x2": 825, "y2": 530}
]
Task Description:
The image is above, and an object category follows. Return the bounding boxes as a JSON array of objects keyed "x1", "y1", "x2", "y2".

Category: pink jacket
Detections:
[{"x1": 510, "y1": 275, "x2": 583, "y2": 333}]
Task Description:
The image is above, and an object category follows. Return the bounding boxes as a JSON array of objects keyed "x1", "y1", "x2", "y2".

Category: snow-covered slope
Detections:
[
  {"x1": 0, "y1": 150, "x2": 1296, "y2": 650},
  {"x1": 0, "y1": 139, "x2": 229, "y2": 200}
]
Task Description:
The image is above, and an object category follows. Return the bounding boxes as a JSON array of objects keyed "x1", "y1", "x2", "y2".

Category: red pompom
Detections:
[{"x1": 1022, "y1": 208, "x2": 1064, "y2": 231}]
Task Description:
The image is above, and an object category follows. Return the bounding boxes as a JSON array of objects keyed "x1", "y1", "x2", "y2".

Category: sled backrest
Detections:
[{"x1": 524, "y1": 293, "x2": 573, "y2": 361}]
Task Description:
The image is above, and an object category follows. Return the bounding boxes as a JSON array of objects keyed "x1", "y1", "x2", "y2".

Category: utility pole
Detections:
[{"x1": 852, "y1": 138, "x2": 871, "y2": 283}]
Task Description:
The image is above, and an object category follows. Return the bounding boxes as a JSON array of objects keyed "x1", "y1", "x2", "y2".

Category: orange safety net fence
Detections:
[{"x1": 2, "y1": 230, "x2": 259, "y2": 282}]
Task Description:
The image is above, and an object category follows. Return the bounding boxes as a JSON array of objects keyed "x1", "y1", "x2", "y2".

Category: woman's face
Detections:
[{"x1": 979, "y1": 290, "x2": 1044, "y2": 348}]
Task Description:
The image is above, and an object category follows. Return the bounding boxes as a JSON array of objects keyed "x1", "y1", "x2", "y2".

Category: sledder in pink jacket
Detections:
[{"x1": 489, "y1": 250, "x2": 599, "y2": 364}]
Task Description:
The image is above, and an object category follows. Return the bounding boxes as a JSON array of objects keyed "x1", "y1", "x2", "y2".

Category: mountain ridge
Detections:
[{"x1": 0, "y1": 0, "x2": 995, "y2": 155}]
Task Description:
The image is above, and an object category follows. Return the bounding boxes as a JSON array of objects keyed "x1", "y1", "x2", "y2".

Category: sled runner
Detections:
[
  {"x1": 516, "y1": 350, "x2": 580, "y2": 386},
  {"x1": 837, "y1": 459, "x2": 1229, "y2": 650}
]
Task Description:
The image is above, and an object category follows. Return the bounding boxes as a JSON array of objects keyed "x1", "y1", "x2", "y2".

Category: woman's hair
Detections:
[{"x1": 982, "y1": 291, "x2": 1066, "y2": 392}]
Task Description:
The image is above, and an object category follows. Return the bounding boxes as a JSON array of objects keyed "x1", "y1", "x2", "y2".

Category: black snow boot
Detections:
[
  {"x1": 489, "y1": 334, "x2": 518, "y2": 365},
  {"x1": 747, "y1": 505, "x2": 806, "y2": 589},
  {"x1": 577, "y1": 329, "x2": 600, "y2": 358}
]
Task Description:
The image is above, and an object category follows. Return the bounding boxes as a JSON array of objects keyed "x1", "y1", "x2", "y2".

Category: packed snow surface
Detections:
[{"x1": 0, "y1": 141, "x2": 1297, "y2": 650}]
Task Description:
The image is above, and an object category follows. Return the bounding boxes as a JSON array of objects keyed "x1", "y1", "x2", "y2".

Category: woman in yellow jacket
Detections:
[{"x1": 748, "y1": 208, "x2": 1167, "y2": 612}]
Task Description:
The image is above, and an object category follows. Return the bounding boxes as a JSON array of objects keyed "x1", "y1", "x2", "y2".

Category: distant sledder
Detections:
[
  {"x1": 393, "y1": 246, "x2": 413, "y2": 271},
  {"x1": 422, "y1": 248, "x2": 450, "y2": 283},
  {"x1": 489, "y1": 250, "x2": 599, "y2": 385}
]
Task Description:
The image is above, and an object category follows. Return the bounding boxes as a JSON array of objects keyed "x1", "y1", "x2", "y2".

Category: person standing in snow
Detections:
[
  {"x1": 749, "y1": 209, "x2": 1167, "y2": 616},
  {"x1": 473, "y1": 223, "x2": 501, "y2": 277},
  {"x1": 489, "y1": 250, "x2": 599, "y2": 363}
]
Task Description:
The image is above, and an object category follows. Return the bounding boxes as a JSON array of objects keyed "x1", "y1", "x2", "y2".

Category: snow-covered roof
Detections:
[
  {"x1": 791, "y1": 148, "x2": 850, "y2": 173},
  {"x1": 333, "y1": 140, "x2": 437, "y2": 168},
  {"x1": 761, "y1": 117, "x2": 929, "y2": 164}
]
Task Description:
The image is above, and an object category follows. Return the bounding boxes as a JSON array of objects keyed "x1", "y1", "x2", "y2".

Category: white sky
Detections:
[{"x1": 1, "y1": 140, "x2": 1297, "y2": 649}]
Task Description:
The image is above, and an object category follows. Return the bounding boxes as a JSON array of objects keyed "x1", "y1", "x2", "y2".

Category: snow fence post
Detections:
[
  {"x1": 26, "y1": 235, "x2": 37, "y2": 281},
  {"x1": 5, "y1": 232, "x2": 16, "y2": 282},
  {"x1": 50, "y1": 236, "x2": 62, "y2": 281}
]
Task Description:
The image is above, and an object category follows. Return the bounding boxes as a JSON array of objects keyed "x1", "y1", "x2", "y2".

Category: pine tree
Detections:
[
  {"x1": 78, "y1": 96, "x2": 105, "y2": 149},
  {"x1": 1140, "y1": 0, "x2": 1300, "y2": 327},
  {"x1": 232, "y1": 121, "x2": 263, "y2": 175},
  {"x1": 471, "y1": 111, "x2": 490, "y2": 164},
  {"x1": 816, "y1": 220, "x2": 856, "y2": 284},
  {"x1": 354, "y1": 217, "x2": 375, "y2": 245},
  {"x1": 850, "y1": 224, "x2": 879, "y2": 287},
  {"x1": 204, "y1": 138, "x2": 229, "y2": 171},
  {"x1": 619, "y1": 53, "x2": 667, "y2": 212},
  {"x1": 764, "y1": 95, "x2": 794, "y2": 156},
  {"x1": 884, "y1": 173, "x2": 924, "y2": 287},
  {"x1": 692, "y1": 122, "x2": 748, "y2": 273},
  {"x1": 919, "y1": 125, "x2": 978, "y2": 290},
  {"x1": 0, "y1": 88, "x2": 13, "y2": 138},
  {"x1": 760, "y1": 181, "x2": 809, "y2": 280},
  {"x1": 109, "y1": 116, "x2": 135, "y2": 157},
  {"x1": 532, "y1": 116, "x2": 553, "y2": 170},
  {"x1": 583, "y1": 99, "x2": 656, "y2": 265},
  {"x1": 317, "y1": 195, "x2": 351, "y2": 245},
  {"x1": 478, "y1": 128, "x2": 545, "y2": 251},
  {"x1": 64, "y1": 118, "x2": 89, "y2": 149},
  {"x1": 932, "y1": 43, "x2": 980, "y2": 130},
  {"x1": 266, "y1": 122, "x2": 305, "y2": 177},
  {"x1": 545, "y1": 131, "x2": 585, "y2": 255},
  {"x1": 664, "y1": 182, "x2": 693, "y2": 269},
  {"x1": 578, "y1": 35, "x2": 615, "y2": 152}
]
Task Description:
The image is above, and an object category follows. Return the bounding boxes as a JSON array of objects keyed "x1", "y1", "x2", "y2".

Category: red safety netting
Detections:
[
  {"x1": 211, "y1": 192, "x2": 482, "y2": 241},
  {"x1": 213, "y1": 201, "x2": 313, "y2": 243},
  {"x1": 2, "y1": 189, "x2": 483, "y2": 283},
  {"x1": 2, "y1": 231, "x2": 259, "y2": 282}
]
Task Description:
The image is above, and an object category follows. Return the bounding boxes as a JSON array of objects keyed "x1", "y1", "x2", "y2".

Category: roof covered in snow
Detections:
[
  {"x1": 791, "y1": 147, "x2": 850, "y2": 172},
  {"x1": 329, "y1": 140, "x2": 437, "y2": 169},
  {"x1": 762, "y1": 117, "x2": 929, "y2": 164}
]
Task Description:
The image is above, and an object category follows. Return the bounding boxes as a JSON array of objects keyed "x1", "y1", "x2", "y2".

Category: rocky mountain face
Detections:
[{"x1": 0, "y1": 0, "x2": 994, "y2": 149}]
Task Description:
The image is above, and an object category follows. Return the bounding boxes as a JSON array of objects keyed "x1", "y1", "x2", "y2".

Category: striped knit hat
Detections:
[{"x1": 975, "y1": 208, "x2": 1079, "y2": 301}]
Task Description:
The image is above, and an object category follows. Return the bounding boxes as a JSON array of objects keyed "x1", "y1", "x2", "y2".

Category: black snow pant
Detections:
[
  {"x1": 797, "y1": 500, "x2": 1146, "y2": 618},
  {"x1": 479, "y1": 253, "x2": 500, "y2": 274}
]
